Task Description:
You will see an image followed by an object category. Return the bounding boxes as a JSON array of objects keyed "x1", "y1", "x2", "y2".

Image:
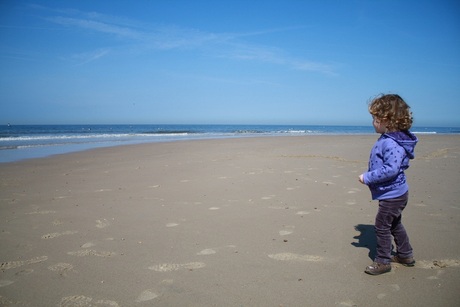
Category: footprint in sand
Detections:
[
  {"x1": 416, "y1": 259, "x2": 460, "y2": 269},
  {"x1": 52, "y1": 219, "x2": 64, "y2": 225},
  {"x1": 0, "y1": 280, "x2": 14, "y2": 287},
  {"x1": 197, "y1": 249, "x2": 217, "y2": 255},
  {"x1": 96, "y1": 300, "x2": 120, "y2": 306},
  {"x1": 337, "y1": 300, "x2": 357, "y2": 306},
  {"x1": 268, "y1": 253, "x2": 323, "y2": 262},
  {"x1": 279, "y1": 230, "x2": 293, "y2": 236},
  {"x1": 136, "y1": 279, "x2": 174, "y2": 303},
  {"x1": 135, "y1": 290, "x2": 159, "y2": 302},
  {"x1": 25, "y1": 210, "x2": 56, "y2": 215},
  {"x1": 196, "y1": 245, "x2": 236, "y2": 256},
  {"x1": 58, "y1": 296, "x2": 119, "y2": 307},
  {"x1": 41, "y1": 230, "x2": 78, "y2": 239},
  {"x1": 269, "y1": 205, "x2": 290, "y2": 210},
  {"x1": 96, "y1": 219, "x2": 110, "y2": 229},
  {"x1": 148, "y1": 262, "x2": 205, "y2": 272},
  {"x1": 81, "y1": 242, "x2": 96, "y2": 248},
  {"x1": 53, "y1": 196, "x2": 69, "y2": 200},
  {"x1": 48, "y1": 263, "x2": 75, "y2": 276},
  {"x1": 279, "y1": 226, "x2": 294, "y2": 236},
  {"x1": 427, "y1": 270, "x2": 444, "y2": 280},
  {"x1": 347, "y1": 188, "x2": 361, "y2": 194},
  {"x1": 14, "y1": 269, "x2": 34, "y2": 275},
  {"x1": 296, "y1": 211, "x2": 310, "y2": 215},
  {"x1": 0, "y1": 256, "x2": 48, "y2": 270},
  {"x1": 67, "y1": 250, "x2": 115, "y2": 257},
  {"x1": 59, "y1": 296, "x2": 91, "y2": 307}
]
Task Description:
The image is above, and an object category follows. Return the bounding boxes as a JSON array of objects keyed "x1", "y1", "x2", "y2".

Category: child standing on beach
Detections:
[{"x1": 359, "y1": 94, "x2": 418, "y2": 275}]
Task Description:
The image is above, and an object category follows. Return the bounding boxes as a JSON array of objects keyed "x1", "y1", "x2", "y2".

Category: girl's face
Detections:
[{"x1": 372, "y1": 117, "x2": 387, "y2": 134}]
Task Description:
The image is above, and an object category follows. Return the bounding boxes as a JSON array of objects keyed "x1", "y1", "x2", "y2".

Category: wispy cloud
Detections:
[
  {"x1": 49, "y1": 16, "x2": 142, "y2": 40},
  {"x1": 223, "y1": 44, "x2": 286, "y2": 64},
  {"x1": 221, "y1": 43, "x2": 336, "y2": 75},
  {"x1": 291, "y1": 60, "x2": 337, "y2": 75},
  {"x1": 70, "y1": 48, "x2": 110, "y2": 65},
  {"x1": 144, "y1": 26, "x2": 219, "y2": 50},
  {"x1": 46, "y1": 15, "x2": 218, "y2": 50},
  {"x1": 38, "y1": 6, "x2": 336, "y2": 74}
]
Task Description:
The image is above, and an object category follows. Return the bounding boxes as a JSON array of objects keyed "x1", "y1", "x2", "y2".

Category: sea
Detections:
[{"x1": 1, "y1": 124, "x2": 458, "y2": 163}]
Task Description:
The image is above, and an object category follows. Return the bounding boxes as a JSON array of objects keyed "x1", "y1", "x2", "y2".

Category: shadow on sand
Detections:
[{"x1": 351, "y1": 224, "x2": 376, "y2": 261}]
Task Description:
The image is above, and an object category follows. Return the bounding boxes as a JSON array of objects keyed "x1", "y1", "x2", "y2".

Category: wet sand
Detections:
[{"x1": 1, "y1": 135, "x2": 459, "y2": 306}]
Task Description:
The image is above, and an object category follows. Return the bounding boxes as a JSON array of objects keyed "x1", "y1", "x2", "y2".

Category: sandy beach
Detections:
[{"x1": 1, "y1": 135, "x2": 459, "y2": 306}]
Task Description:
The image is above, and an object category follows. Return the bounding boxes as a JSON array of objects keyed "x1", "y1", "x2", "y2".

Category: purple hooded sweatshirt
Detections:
[{"x1": 363, "y1": 131, "x2": 418, "y2": 200}]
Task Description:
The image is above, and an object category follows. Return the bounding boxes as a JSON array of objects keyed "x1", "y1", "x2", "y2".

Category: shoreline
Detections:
[
  {"x1": 2, "y1": 134, "x2": 377, "y2": 164},
  {"x1": 1, "y1": 135, "x2": 459, "y2": 306},
  {"x1": 1, "y1": 132, "x2": 459, "y2": 164}
]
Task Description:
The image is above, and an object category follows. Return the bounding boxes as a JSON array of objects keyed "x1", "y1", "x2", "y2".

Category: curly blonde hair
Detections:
[{"x1": 368, "y1": 94, "x2": 413, "y2": 131}]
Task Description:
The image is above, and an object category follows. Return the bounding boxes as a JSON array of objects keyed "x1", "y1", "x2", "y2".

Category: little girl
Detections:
[{"x1": 359, "y1": 94, "x2": 418, "y2": 275}]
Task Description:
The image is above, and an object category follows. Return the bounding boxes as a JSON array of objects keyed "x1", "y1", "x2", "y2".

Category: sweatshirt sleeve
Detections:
[{"x1": 363, "y1": 139, "x2": 405, "y2": 185}]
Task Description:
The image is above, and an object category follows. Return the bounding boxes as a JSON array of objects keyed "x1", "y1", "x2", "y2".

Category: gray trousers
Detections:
[{"x1": 374, "y1": 191, "x2": 413, "y2": 264}]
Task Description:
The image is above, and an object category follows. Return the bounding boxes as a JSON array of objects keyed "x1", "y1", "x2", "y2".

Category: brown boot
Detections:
[
  {"x1": 365, "y1": 262, "x2": 391, "y2": 275},
  {"x1": 391, "y1": 255, "x2": 415, "y2": 267}
]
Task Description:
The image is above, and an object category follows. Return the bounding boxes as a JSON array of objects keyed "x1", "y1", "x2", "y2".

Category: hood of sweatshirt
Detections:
[{"x1": 384, "y1": 130, "x2": 418, "y2": 159}]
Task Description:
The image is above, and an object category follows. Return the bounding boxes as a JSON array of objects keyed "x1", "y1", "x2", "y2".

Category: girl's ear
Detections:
[{"x1": 381, "y1": 119, "x2": 393, "y2": 132}]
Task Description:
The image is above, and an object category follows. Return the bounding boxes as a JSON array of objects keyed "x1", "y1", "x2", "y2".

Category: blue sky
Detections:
[{"x1": 1, "y1": 1, "x2": 459, "y2": 126}]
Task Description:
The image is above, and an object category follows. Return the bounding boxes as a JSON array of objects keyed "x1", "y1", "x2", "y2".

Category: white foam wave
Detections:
[{"x1": 0, "y1": 133, "x2": 189, "y2": 142}]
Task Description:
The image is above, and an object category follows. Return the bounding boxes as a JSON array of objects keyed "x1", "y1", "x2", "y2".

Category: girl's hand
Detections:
[{"x1": 358, "y1": 174, "x2": 365, "y2": 184}]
